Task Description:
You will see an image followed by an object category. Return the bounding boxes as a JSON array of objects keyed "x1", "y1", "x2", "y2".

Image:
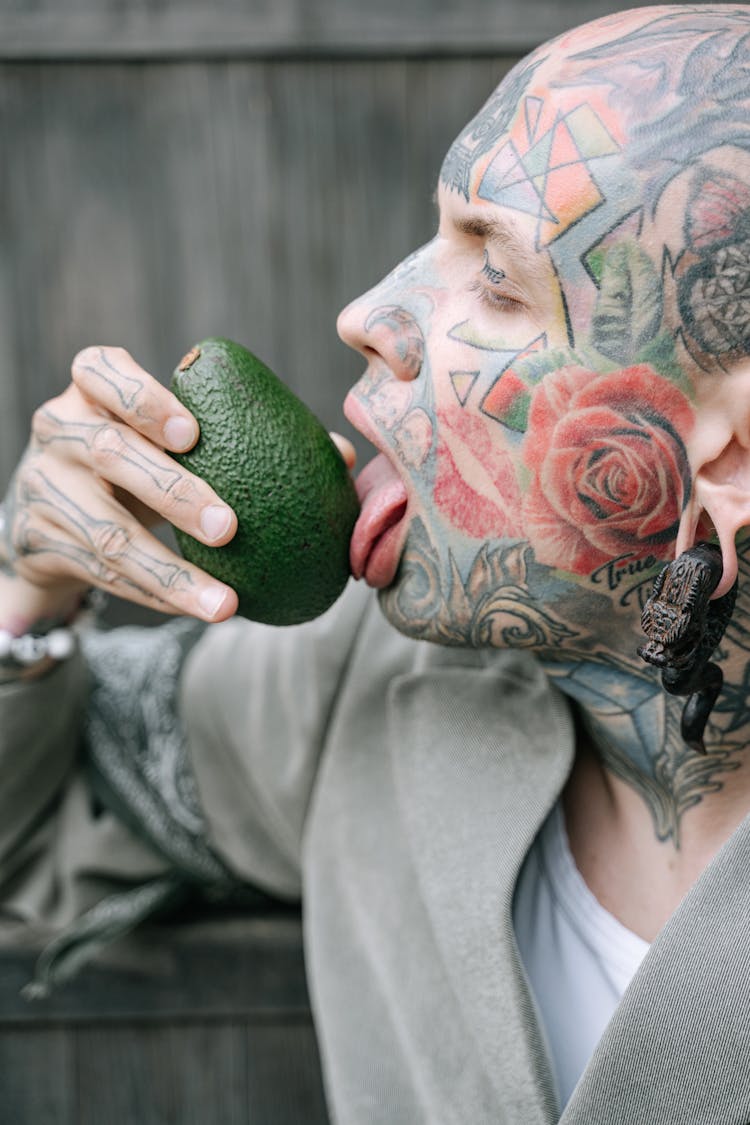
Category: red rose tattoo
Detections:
[{"x1": 522, "y1": 365, "x2": 694, "y2": 575}]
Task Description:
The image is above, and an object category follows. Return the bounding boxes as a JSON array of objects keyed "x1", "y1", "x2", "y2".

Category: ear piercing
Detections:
[{"x1": 638, "y1": 542, "x2": 738, "y2": 754}]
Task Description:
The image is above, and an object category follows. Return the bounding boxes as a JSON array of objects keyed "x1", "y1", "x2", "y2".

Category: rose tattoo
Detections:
[{"x1": 522, "y1": 365, "x2": 693, "y2": 575}]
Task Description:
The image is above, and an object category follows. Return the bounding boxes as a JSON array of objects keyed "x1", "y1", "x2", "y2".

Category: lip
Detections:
[
  {"x1": 344, "y1": 389, "x2": 411, "y2": 588},
  {"x1": 343, "y1": 386, "x2": 389, "y2": 450}
]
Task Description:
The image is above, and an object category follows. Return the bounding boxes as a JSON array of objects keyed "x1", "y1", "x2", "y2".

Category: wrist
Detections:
[{"x1": 0, "y1": 574, "x2": 91, "y2": 686}]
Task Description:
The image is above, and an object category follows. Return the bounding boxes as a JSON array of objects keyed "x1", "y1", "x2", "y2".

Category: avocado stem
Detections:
[{"x1": 178, "y1": 346, "x2": 202, "y2": 372}]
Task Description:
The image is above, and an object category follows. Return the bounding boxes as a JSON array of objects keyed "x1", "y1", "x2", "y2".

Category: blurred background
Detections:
[{"x1": 0, "y1": 0, "x2": 678, "y2": 625}]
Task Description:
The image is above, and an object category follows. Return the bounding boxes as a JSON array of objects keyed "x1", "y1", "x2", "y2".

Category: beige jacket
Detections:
[{"x1": 2, "y1": 580, "x2": 750, "y2": 1124}]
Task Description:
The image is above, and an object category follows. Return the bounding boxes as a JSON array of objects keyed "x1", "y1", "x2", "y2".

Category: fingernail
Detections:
[
  {"x1": 199, "y1": 585, "x2": 227, "y2": 618},
  {"x1": 200, "y1": 504, "x2": 233, "y2": 541},
  {"x1": 164, "y1": 415, "x2": 197, "y2": 450}
]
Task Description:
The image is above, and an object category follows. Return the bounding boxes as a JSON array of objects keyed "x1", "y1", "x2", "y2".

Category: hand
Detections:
[{"x1": 1, "y1": 346, "x2": 240, "y2": 624}]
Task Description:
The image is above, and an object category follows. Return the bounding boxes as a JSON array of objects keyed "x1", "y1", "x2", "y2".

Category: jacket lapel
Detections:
[
  {"x1": 388, "y1": 652, "x2": 575, "y2": 1124},
  {"x1": 563, "y1": 811, "x2": 750, "y2": 1123}
]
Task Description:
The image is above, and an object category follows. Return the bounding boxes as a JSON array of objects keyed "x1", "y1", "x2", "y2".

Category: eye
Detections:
[
  {"x1": 471, "y1": 250, "x2": 526, "y2": 313},
  {"x1": 482, "y1": 251, "x2": 506, "y2": 286}
]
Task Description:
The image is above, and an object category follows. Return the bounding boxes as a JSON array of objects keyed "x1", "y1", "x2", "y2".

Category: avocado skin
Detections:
[{"x1": 170, "y1": 337, "x2": 360, "y2": 626}]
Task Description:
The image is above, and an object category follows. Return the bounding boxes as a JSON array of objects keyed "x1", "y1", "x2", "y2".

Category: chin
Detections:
[
  {"x1": 374, "y1": 517, "x2": 466, "y2": 646},
  {"x1": 375, "y1": 545, "x2": 489, "y2": 649},
  {"x1": 376, "y1": 516, "x2": 594, "y2": 655},
  {"x1": 376, "y1": 586, "x2": 460, "y2": 646}
]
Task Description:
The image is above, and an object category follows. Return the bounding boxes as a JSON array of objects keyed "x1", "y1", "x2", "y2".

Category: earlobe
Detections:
[
  {"x1": 674, "y1": 362, "x2": 750, "y2": 597},
  {"x1": 679, "y1": 436, "x2": 750, "y2": 597}
]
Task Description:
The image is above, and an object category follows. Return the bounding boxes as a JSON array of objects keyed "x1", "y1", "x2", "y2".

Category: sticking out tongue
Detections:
[{"x1": 350, "y1": 454, "x2": 408, "y2": 588}]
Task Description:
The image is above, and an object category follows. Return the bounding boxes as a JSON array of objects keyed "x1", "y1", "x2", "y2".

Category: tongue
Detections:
[{"x1": 350, "y1": 455, "x2": 408, "y2": 582}]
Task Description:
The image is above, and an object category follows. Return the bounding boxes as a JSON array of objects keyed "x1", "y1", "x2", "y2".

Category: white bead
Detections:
[
  {"x1": 12, "y1": 634, "x2": 47, "y2": 666},
  {"x1": 46, "y1": 628, "x2": 75, "y2": 660},
  {"x1": 0, "y1": 629, "x2": 14, "y2": 659}
]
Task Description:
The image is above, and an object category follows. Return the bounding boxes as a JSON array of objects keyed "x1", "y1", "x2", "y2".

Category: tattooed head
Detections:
[{"x1": 340, "y1": 5, "x2": 750, "y2": 659}]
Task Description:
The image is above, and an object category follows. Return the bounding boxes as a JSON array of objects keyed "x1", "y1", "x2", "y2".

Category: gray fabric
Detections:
[
  {"x1": 303, "y1": 651, "x2": 571, "y2": 1124},
  {"x1": 81, "y1": 618, "x2": 235, "y2": 886},
  {"x1": 21, "y1": 873, "x2": 187, "y2": 1000},
  {"x1": 3, "y1": 579, "x2": 750, "y2": 1122},
  {"x1": 181, "y1": 584, "x2": 750, "y2": 1125},
  {"x1": 23, "y1": 618, "x2": 242, "y2": 994},
  {"x1": 178, "y1": 580, "x2": 375, "y2": 899},
  {"x1": 0, "y1": 643, "x2": 88, "y2": 878},
  {"x1": 182, "y1": 587, "x2": 571, "y2": 1122}
]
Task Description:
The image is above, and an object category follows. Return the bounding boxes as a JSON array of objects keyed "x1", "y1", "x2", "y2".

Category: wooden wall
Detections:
[{"x1": 0, "y1": 0, "x2": 678, "y2": 626}]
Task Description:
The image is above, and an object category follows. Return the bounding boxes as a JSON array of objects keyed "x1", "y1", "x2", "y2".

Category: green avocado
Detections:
[{"x1": 170, "y1": 337, "x2": 360, "y2": 625}]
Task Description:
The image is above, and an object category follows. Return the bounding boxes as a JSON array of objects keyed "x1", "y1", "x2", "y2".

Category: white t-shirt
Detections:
[{"x1": 512, "y1": 802, "x2": 650, "y2": 1108}]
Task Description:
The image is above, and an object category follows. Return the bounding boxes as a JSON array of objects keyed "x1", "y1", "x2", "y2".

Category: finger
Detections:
[
  {"x1": 30, "y1": 408, "x2": 237, "y2": 547},
  {"x1": 16, "y1": 521, "x2": 223, "y2": 619},
  {"x1": 71, "y1": 345, "x2": 199, "y2": 452},
  {"x1": 330, "y1": 432, "x2": 357, "y2": 471},
  {"x1": 111, "y1": 487, "x2": 164, "y2": 530},
  {"x1": 14, "y1": 466, "x2": 237, "y2": 621}
]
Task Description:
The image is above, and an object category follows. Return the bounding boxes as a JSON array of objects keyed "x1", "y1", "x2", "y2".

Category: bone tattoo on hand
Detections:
[{"x1": 638, "y1": 542, "x2": 738, "y2": 754}]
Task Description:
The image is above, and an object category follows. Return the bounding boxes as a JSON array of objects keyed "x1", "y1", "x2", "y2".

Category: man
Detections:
[{"x1": 2, "y1": 5, "x2": 750, "y2": 1121}]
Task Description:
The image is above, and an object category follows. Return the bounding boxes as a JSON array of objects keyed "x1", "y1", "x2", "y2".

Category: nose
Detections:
[{"x1": 337, "y1": 297, "x2": 424, "y2": 383}]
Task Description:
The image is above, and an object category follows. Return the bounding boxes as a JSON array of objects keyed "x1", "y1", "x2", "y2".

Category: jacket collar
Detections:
[{"x1": 388, "y1": 653, "x2": 574, "y2": 1124}]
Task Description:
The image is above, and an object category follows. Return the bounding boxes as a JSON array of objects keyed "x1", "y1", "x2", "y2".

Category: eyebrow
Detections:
[
  {"x1": 452, "y1": 213, "x2": 539, "y2": 268},
  {"x1": 433, "y1": 189, "x2": 551, "y2": 289}
]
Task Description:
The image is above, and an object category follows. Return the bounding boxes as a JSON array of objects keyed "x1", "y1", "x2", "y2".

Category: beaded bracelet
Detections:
[{"x1": 0, "y1": 626, "x2": 77, "y2": 683}]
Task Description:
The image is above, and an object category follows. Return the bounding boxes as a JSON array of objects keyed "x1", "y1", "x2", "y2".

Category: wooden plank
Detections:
[
  {"x1": 0, "y1": 0, "x2": 697, "y2": 60},
  {"x1": 70, "y1": 1020, "x2": 331, "y2": 1124},
  {"x1": 0, "y1": 1026, "x2": 74, "y2": 1125},
  {"x1": 245, "y1": 1023, "x2": 330, "y2": 1125},
  {"x1": 75, "y1": 1022, "x2": 251, "y2": 1125},
  {"x1": 0, "y1": 912, "x2": 314, "y2": 1022}
]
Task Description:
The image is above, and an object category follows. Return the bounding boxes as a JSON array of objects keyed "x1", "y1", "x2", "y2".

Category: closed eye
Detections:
[
  {"x1": 481, "y1": 251, "x2": 507, "y2": 286},
  {"x1": 471, "y1": 251, "x2": 527, "y2": 312}
]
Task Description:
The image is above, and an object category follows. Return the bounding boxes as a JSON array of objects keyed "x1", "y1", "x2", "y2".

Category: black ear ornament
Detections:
[{"x1": 637, "y1": 542, "x2": 738, "y2": 754}]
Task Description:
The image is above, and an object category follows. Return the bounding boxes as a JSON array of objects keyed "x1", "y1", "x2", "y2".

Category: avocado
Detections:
[{"x1": 170, "y1": 337, "x2": 360, "y2": 625}]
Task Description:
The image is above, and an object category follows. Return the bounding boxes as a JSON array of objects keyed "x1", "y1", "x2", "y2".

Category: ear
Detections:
[{"x1": 676, "y1": 363, "x2": 750, "y2": 597}]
